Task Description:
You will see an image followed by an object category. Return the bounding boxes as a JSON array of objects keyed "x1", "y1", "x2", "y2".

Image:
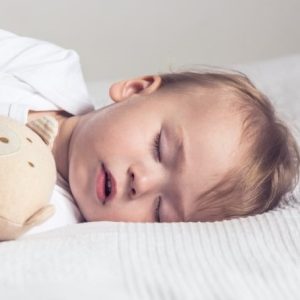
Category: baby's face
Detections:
[{"x1": 68, "y1": 79, "x2": 243, "y2": 222}]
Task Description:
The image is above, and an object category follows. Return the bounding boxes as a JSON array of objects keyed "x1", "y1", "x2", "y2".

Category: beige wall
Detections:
[{"x1": 0, "y1": 0, "x2": 299, "y2": 81}]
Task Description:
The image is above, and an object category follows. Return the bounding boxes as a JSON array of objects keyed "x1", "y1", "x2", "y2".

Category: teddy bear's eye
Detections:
[
  {"x1": 28, "y1": 161, "x2": 35, "y2": 168},
  {"x1": 26, "y1": 137, "x2": 33, "y2": 143},
  {"x1": 0, "y1": 137, "x2": 9, "y2": 143}
]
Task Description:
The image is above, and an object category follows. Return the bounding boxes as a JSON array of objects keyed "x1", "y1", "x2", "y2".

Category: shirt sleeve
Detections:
[{"x1": 0, "y1": 29, "x2": 94, "y2": 115}]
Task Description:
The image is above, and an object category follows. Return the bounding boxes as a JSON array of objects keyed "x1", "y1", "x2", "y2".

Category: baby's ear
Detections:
[{"x1": 109, "y1": 75, "x2": 162, "y2": 102}]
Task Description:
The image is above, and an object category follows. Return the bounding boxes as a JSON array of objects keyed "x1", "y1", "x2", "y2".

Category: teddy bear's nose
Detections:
[{"x1": 0, "y1": 137, "x2": 9, "y2": 143}]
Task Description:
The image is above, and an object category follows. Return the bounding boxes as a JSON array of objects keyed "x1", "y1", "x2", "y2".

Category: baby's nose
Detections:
[{"x1": 128, "y1": 163, "x2": 164, "y2": 199}]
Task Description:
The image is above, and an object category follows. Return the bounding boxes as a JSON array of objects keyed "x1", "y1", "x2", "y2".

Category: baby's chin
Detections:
[
  {"x1": 71, "y1": 192, "x2": 95, "y2": 222},
  {"x1": 70, "y1": 182, "x2": 106, "y2": 223}
]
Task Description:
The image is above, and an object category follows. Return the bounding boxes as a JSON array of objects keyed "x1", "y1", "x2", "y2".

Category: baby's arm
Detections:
[
  {"x1": 0, "y1": 29, "x2": 92, "y2": 115},
  {"x1": 0, "y1": 29, "x2": 79, "y2": 75}
]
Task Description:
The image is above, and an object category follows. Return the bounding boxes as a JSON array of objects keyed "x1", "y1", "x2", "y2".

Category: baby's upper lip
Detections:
[{"x1": 104, "y1": 165, "x2": 117, "y2": 202}]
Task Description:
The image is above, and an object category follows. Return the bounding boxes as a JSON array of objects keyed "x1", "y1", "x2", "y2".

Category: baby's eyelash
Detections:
[
  {"x1": 152, "y1": 131, "x2": 161, "y2": 161},
  {"x1": 155, "y1": 196, "x2": 161, "y2": 223}
]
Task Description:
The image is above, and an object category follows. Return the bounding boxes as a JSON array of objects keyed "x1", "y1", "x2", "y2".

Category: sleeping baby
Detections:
[
  {"x1": 29, "y1": 72, "x2": 300, "y2": 224},
  {"x1": 1, "y1": 29, "x2": 299, "y2": 233}
]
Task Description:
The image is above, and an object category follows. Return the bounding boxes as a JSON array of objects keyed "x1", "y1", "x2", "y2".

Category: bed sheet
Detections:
[{"x1": 1, "y1": 54, "x2": 300, "y2": 300}]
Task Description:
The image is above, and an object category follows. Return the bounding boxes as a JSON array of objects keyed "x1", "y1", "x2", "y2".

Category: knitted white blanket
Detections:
[
  {"x1": 0, "y1": 185, "x2": 299, "y2": 300},
  {"x1": 0, "y1": 55, "x2": 300, "y2": 300}
]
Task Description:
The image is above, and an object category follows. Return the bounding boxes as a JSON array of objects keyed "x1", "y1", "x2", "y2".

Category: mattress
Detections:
[{"x1": 1, "y1": 54, "x2": 300, "y2": 300}]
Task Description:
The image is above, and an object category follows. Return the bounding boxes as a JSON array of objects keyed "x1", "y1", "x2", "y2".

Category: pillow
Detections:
[{"x1": 234, "y1": 55, "x2": 300, "y2": 141}]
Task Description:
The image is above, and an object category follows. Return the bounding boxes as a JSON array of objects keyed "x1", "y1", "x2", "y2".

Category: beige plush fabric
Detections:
[{"x1": 0, "y1": 116, "x2": 57, "y2": 240}]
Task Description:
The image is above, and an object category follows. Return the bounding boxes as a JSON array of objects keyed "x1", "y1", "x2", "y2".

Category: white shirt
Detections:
[{"x1": 0, "y1": 29, "x2": 95, "y2": 235}]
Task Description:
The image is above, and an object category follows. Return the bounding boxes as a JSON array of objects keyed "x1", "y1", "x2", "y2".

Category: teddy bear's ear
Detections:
[{"x1": 26, "y1": 116, "x2": 59, "y2": 149}]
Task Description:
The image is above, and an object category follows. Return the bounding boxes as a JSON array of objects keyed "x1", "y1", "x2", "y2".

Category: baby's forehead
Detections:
[
  {"x1": 164, "y1": 87, "x2": 245, "y2": 150},
  {"x1": 163, "y1": 86, "x2": 242, "y2": 118},
  {"x1": 163, "y1": 84, "x2": 238, "y2": 104}
]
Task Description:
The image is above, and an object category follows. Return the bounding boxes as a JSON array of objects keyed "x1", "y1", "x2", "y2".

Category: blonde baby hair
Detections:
[{"x1": 158, "y1": 69, "x2": 300, "y2": 222}]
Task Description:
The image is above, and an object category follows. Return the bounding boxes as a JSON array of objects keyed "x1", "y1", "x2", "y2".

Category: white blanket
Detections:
[{"x1": 1, "y1": 55, "x2": 300, "y2": 300}]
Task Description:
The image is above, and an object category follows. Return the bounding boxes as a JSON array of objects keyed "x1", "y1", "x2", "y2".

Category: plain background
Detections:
[{"x1": 0, "y1": 0, "x2": 299, "y2": 82}]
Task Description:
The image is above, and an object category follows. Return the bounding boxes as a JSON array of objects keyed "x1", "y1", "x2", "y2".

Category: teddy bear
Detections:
[{"x1": 0, "y1": 115, "x2": 58, "y2": 241}]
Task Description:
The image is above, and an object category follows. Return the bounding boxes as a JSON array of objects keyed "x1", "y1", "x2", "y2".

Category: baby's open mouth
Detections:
[{"x1": 97, "y1": 163, "x2": 116, "y2": 204}]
